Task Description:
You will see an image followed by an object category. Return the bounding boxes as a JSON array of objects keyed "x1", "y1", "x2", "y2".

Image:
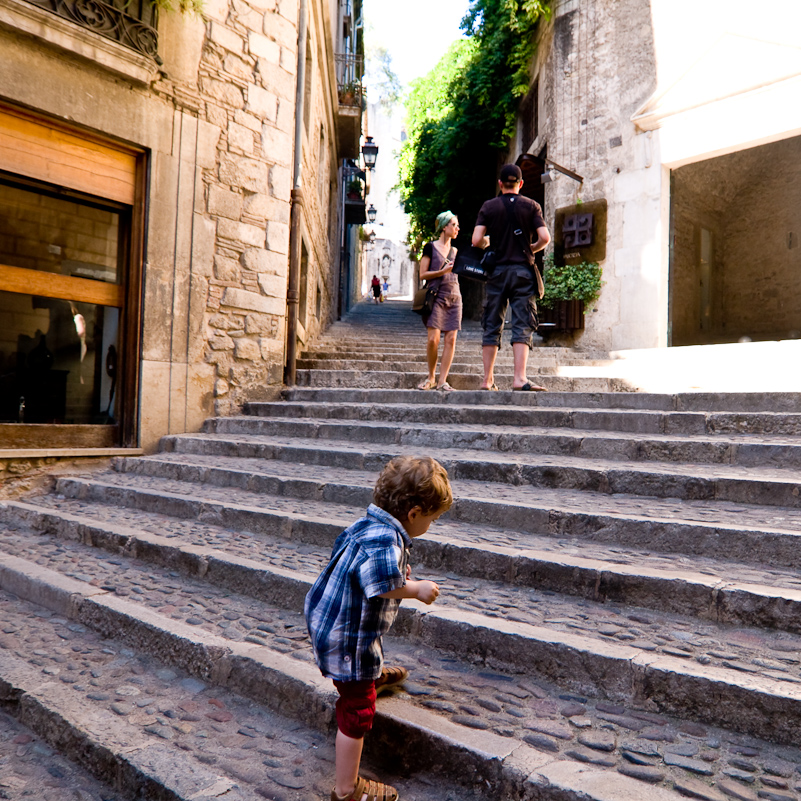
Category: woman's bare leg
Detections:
[
  {"x1": 425, "y1": 328, "x2": 440, "y2": 384},
  {"x1": 438, "y1": 330, "x2": 458, "y2": 386}
]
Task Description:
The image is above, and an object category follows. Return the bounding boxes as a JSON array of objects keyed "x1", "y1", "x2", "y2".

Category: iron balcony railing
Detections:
[
  {"x1": 335, "y1": 53, "x2": 364, "y2": 108},
  {"x1": 24, "y1": 0, "x2": 160, "y2": 60}
]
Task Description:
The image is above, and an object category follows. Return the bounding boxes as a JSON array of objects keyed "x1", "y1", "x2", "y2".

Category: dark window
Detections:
[{"x1": 520, "y1": 81, "x2": 539, "y2": 153}]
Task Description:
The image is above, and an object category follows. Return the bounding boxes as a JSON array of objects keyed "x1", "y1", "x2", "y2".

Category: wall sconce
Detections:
[{"x1": 541, "y1": 159, "x2": 583, "y2": 184}]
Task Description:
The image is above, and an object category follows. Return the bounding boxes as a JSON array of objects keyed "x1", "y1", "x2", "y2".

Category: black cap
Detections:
[{"x1": 499, "y1": 164, "x2": 522, "y2": 183}]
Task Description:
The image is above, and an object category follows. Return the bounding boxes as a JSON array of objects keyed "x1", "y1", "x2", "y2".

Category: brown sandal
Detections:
[
  {"x1": 332, "y1": 776, "x2": 399, "y2": 801},
  {"x1": 374, "y1": 665, "x2": 409, "y2": 696}
]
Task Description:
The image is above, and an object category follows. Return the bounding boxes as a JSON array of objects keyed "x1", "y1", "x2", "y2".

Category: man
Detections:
[{"x1": 472, "y1": 163, "x2": 551, "y2": 391}]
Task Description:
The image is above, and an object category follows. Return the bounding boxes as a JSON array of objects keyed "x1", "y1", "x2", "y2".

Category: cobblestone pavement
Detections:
[
  {"x1": 4, "y1": 500, "x2": 801, "y2": 798},
  {"x1": 0, "y1": 709, "x2": 121, "y2": 801},
  {"x1": 136, "y1": 450, "x2": 801, "y2": 536},
  {"x1": 0, "y1": 588, "x2": 478, "y2": 801}
]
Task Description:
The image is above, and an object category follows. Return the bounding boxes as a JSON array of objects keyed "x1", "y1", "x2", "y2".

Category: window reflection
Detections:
[{"x1": 0, "y1": 291, "x2": 120, "y2": 424}]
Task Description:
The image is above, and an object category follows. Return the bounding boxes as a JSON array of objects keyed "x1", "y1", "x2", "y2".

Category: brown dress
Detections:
[{"x1": 423, "y1": 243, "x2": 462, "y2": 332}]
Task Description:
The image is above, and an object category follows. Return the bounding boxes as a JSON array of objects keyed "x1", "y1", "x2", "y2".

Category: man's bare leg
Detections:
[
  {"x1": 481, "y1": 344, "x2": 498, "y2": 389},
  {"x1": 512, "y1": 342, "x2": 545, "y2": 390}
]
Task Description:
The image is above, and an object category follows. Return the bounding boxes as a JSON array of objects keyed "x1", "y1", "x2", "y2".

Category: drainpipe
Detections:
[{"x1": 284, "y1": 0, "x2": 308, "y2": 386}]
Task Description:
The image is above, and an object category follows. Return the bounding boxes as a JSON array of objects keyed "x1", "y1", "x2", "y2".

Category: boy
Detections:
[{"x1": 305, "y1": 456, "x2": 452, "y2": 801}]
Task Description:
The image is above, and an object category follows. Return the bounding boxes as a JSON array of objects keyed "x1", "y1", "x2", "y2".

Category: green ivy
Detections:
[
  {"x1": 152, "y1": 0, "x2": 204, "y2": 14},
  {"x1": 398, "y1": 0, "x2": 551, "y2": 252},
  {"x1": 540, "y1": 254, "x2": 604, "y2": 310}
]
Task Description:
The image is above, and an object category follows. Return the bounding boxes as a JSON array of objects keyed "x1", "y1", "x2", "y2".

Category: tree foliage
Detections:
[
  {"x1": 365, "y1": 44, "x2": 403, "y2": 107},
  {"x1": 399, "y1": 0, "x2": 550, "y2": 252}
]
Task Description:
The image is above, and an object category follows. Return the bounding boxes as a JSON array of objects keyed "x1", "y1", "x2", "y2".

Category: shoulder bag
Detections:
[
  {"x1": 412, "y1": 246, "x2": 454, "y2": 315},
  {"x1": 505, "y1": 197, "x2": 545, "y2": 299}
]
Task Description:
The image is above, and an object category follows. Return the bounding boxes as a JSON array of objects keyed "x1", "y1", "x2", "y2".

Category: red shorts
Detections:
[{"x1": 333, "y1": 679, "x2": 377, "y2": 739}]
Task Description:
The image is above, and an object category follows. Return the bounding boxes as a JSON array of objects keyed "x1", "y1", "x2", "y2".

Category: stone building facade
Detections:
[
  {"x1": 509, "y1": 0, "x2": 801, "y2": 354},
  {"x1": 0, "y1": 0, "x2": 355, "y2": 478}
]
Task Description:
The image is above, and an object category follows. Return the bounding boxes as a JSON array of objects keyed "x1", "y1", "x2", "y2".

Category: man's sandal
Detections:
[
  {"x1": 375, "y1": 665, "x2": 409, "y2": 696},
  {"x1": 332, "y1": 776, "x2": 399, "y2": 801}
]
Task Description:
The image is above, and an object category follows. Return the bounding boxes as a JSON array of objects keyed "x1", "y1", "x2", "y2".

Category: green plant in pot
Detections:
[
  {"x1": 339, "y1": 81, "x2": 361, "y2": 106},
  {"x1": 539, "y1": 254, "x2": 603, "y2": 331},
  {"x1": 540, "y1": 253, "x2": 603, "y2": 309},
  {"x1": 346, "y1": 178, "x2": 363, "y2": 200}
]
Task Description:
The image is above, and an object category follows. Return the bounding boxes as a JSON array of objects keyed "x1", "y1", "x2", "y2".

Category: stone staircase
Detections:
[
  {"x1": 2, "y1": 301, "x2": 801, "y2": 799},
  {"x1": 296, "y1": 300, "x2": 626, "y2": 391}
]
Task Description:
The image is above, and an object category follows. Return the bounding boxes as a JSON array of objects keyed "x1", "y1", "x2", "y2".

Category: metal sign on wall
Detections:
[{"x1": 553, "y1": 199, "x2": 607, "y2": 265}]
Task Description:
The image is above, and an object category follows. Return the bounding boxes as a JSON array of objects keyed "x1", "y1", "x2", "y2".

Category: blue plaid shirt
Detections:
[{"x1": 304, "y1": 504, "x2": 412, "y2": 681}]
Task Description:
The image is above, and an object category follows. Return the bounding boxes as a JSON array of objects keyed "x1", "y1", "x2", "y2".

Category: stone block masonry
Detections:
[{"x1": 194, "y1": 0, "x2": 310, "y2": 415}]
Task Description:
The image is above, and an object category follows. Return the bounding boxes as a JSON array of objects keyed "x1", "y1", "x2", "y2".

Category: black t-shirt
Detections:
[{"x1": 475, "y1": 194, "x2": 546, "y2": 265}]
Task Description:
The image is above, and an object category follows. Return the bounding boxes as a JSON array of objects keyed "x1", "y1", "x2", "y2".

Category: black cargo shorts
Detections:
[{"x1": 481, "y1": 262, "x2": 539, "y2": 349}]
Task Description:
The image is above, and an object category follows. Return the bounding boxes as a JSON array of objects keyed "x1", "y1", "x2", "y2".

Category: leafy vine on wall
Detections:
[{"x1": 398, "y1": 0, "x2": 551, "y2": 253}]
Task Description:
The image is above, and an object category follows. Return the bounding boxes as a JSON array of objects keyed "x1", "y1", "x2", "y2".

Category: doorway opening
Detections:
[{"x1": 669, "y1": 135, "x2": 801, "y2": 346}]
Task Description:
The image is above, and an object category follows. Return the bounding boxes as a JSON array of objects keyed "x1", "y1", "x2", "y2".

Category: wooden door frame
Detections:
[{"x1": 0, "y1": 104, "x2": 147, "y2": 449}]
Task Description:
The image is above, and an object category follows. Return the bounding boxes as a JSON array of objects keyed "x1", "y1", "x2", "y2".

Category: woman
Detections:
[
  {"x1": 371, "y1": 275, "x2": 381, "y2": 303},
  {"x1": 417, "y1": 211, "x2": 462, "y2": 392}
]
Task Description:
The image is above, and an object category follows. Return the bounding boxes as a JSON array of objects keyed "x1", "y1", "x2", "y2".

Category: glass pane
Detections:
[
  {"x1": 0, "y1": 182, "x2": 121, "y2": 283},
  {"x1": 0, "y1": 290, "x2": 120, "y2": 424}
]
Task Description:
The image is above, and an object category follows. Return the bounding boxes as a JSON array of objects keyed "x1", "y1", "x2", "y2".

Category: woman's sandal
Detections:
[
  {"x1": 331, "y1": 776, "x2": 399, "y2": 801},
  {"x1": 435, "y1": 381, "x2": 454, "y2": 392},
  {"x1": 479, "y1": 383, "x2": 499, "y2": 391},
  {"x1": 374, "y1": 665, "x2": 409, "y2": 696},
  {"x1": 417, "y1": 379, "x2": 435, "y2": 390}
]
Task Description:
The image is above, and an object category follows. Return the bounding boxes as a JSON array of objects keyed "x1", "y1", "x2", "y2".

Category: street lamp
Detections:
[
  {"x1": 362, "y1": 136, "x2": 379, "y2": 169},
  {"x1": 367, "y1": 204, "x2": 377, "y2": 223}
]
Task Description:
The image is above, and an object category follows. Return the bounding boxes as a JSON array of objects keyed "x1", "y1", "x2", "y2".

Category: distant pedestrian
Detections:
[
  {"x1": 371, "y1": 275, "x2": 381, "y2": 303},
  {"x1": 472, "y1": 164, "x2": 551, "y2": 391},
  {"x1": 382, "y1": 279, "x2": 389, "y2": 298},
  {"x1": 417, "y1": 210, "x2": 462, "y2": 392},
  {"x1": 305, "y1": 456, "x2": 451, "y2": 801}
]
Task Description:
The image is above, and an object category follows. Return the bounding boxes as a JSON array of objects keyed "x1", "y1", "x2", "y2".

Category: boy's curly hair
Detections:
[{"x1": 373, "y1": 456, "x2": 453, "y2": 521}]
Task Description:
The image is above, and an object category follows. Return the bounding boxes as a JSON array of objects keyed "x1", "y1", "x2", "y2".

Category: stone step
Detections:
[
  {"x1": 280, "y1": 387, "x2": 801, "y2": 414},
  {"x1": 26, "y1": 456, "x2": 801, "y2": 631},
  {"x1": 243, "y1": 401, "x2": 801, "y2": 446},
  {"x1": 0, "y1": 705, "x2": 122, "y2": 801},
  {"x1": 187, "y1": 423, "x2": 801, "y2": 510},
  {"x1": 295, "y1": 359, "x2": 615, "y2": 375},
  {"x1": 107, "y1": 450, "x2": 801, "y2": 564},
  {"x1": 157, "y1": 433, "x2": 801, "y2": 567},
  {"x1": 295, "y1": 369, "x2": 633, "y2": 392},
  {"x1": 0, "y1": 517, "x2": 707, "y2": 800},
  {"x1": 4, "y1": 499, "x2": 801, "y2": 762},
  {"x1": 0, "y1": 554, "x2": 472, "y2": 801}
]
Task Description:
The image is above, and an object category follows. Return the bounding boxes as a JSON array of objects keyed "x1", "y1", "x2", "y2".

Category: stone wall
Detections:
[
  {"x1": 0, "y1": 0, "x2": 342, "y2": 450},
  {"x1": 513, "y1": 0, "x2": 658, "y2": 352}
]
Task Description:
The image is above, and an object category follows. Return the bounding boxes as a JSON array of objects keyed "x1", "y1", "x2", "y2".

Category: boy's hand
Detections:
[{"x1": 415, "y1": 580, "x2": 440, "y2": 604}]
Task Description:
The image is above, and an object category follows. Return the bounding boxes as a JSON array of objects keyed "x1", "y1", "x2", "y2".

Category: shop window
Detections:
[{"x1": 0, "y1": 179, "x2": 127, "y2": 428}]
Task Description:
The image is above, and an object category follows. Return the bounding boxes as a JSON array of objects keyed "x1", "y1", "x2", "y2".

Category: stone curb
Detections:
[
  {"x1": 3, "y1": 506, "x2": 801, "y2": 747},
  {"x1": 37, "y1": 465, "x2": 801, "y2": 603},
  {"x1": 169, "y1": 430, "x2": 801, "y2": 509},
  {"x1": 0, "y1": 649, "x2": 257, "y2": 801},
  {"x1": 279, "y1": 388, "x2": 801, "y2": 413},
  {"x1": 100, "y1": 450, "x2": 801, "y2": 569},
  {"x1": 0, "y1": 551, "x2": 686, "y2": 801},
  {"x1": 102, "y1": 456, "x2": 801, "y2": 632},
  {"x1": 295, "y1": 369, "x2": 627, "y2": 393},
  {"x1": 211, "y1": 410, "x2": 801, "y2": 463}
]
